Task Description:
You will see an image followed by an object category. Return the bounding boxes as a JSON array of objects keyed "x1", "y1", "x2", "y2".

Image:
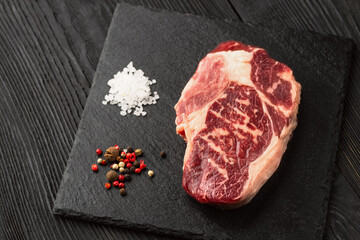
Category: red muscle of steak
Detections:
[{"x1": 175, "y1": 41, "x2": 301, "y2": 208}]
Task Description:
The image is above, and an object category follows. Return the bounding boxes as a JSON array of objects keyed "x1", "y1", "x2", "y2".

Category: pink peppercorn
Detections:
[
  {"x1": 91, "y1": 164, "x2": 98, "y2": 172},
  {"x1": 113, "y1": 181, "x2": 119, "y2": 187},
  {"x1": 118, "y1": 175, "x2": 125, "y2": 182},
  {"x1": 96, "y1": 148, "x2": 102, "y2": 155},
  {"x1": 140, "y1": 163, "x2": 147, "y2": 170}
]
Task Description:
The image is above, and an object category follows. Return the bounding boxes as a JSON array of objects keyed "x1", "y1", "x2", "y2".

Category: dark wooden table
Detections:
[{"x1": 0, "y1": 1, "x2": 359, "y2": 239}]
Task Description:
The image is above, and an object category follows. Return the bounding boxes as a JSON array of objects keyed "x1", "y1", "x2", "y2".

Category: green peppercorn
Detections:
[
  {"x1": 130, "y1": 166, "x2": 136, "y2": 173},
  {"x1": 135, "y1": 149, "x2": 143, "y2": 156},
  {"x1": 124, "y1": 174, "x2": 131, "y2": 181},
  {"x1": 160, "y1": 151, "x2": 166, "y2": 158},
  {"x1": 120, "y1": 188, "x2": 126, "y2": 196},
  {"x1": 123, "y1": 168, "x2": 130, "y2": 174},
  {"x1": 133, "y1": 161, "x2": 140, "y2": 168}
]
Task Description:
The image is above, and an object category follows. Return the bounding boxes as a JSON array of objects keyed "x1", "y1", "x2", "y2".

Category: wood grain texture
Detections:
[
  {"x1": 324, "y1": 168, "x2": 360, "y2": 240},
  {"x1": 229, "y1": 0, "x2": 360, "y2": 239},
  {"x1": 0, "y1": 0, "x2": 357, "y2": 239},
  {"x1": 0, "y1": 1, "x2": 235, "y2": 239}
]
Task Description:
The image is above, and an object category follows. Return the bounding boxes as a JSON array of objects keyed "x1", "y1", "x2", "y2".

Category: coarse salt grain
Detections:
[{"x1": 102, "y1": 62, "x2": 159, "y2": 116}]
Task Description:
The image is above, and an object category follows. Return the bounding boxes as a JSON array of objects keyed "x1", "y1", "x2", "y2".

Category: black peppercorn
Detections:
[
  {"x1": 124, "y1": 174, "x2": 131, "y2": 181},
  {"x1": 130, "y1": 166, "x2": 136, "y2": 173},
  {"x1": 127, "y1": 146, "x2": 134, "y2": 153},
  {"x1": 123, "y1": 168, "x2": 130, "y2": 174},
  {"x1": 160, "y1": 151, "x2": 166, "y2": 158},
  {"x1": 120, "y1": 188, "x2": 126, "y2": 196},
  {"x1": 133, "y1": 161, "x2": 140, "y2": 168}
]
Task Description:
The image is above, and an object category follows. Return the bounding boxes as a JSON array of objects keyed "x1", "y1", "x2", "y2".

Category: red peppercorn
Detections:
[
  {"x1": 91, "y1": 164, "x2": 98, "y2": 172},
  {"x1": 126, "y1": 163, "x2": 132, "y2": 168},
  {"x1": 96, "y1": 148, "x2": 102, "y2": 155},
  {"x1": 124, "y1": 159, "x2": 129, "y2": 164},
  {"x1": 118, "y1": 175, "x2": 125, "y2": 182},
  {"x1": 119, "y1": 182, "x2": 125, "y2": 188},
  {"x1": 140, "y1": 163, "x2": 147, "y2": 170},
  {"x1": 130, "y1": 157, "x2": 135, "y2": 163},
  {"x1": 126, "y1": 153, "x2": 132, "y2": 159},
  {"x1": 105, "y1": 183, "x2": 111, "y2": 189},
  {"x1": 140, "y1": 159, "x2": 145, "y2": 165},
  {"x1": 121, "y1": 151, "x2": 126, "y2": 158},
  {"x1": 114, "y1": 144, "x2": 120, "y2": 150},
  {"x1": 132, "y1": 152, "x2": 136, "y2": 158},
  {"x1": 101, "y1": 160, "x2": 107, "y2": 165},
  {"x1": 113, "y1": 181, "x2": 119, "y2": 187},
  {"x1": 135, "y1": 168, "x2": 141, "y2": 174}
]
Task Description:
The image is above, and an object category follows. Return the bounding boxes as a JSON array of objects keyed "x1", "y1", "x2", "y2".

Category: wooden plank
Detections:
[
  {"x1": 324, "y1": 168, "x2": 360, "y2": 239},
  {"x1": 0, "y1": 0, "x2": 236, "y2": 239}
]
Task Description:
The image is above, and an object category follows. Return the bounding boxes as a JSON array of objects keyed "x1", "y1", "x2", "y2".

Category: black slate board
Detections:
[{"x1": 53, "y1": 3, "x2": 353, "y2": 240}]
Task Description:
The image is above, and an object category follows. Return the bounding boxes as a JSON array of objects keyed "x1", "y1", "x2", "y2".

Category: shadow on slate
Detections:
[{"x1": 53, "y1": 3, "x2": 353, "y2": 240}]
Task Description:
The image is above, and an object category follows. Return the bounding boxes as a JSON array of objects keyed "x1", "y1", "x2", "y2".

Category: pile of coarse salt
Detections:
[{"x1": 102, "y1": 62, "x2": 159, "y2": 116}]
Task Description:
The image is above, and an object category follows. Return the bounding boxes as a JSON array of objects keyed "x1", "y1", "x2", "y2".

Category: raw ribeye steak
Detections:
[{"x1": 175, "y1": 41, "x2": 301, "y2": 208}]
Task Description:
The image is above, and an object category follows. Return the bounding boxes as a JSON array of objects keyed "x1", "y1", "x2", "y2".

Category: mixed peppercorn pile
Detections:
[{"x1": 91, "y1": 145, "x2": 159, "y2": 196}]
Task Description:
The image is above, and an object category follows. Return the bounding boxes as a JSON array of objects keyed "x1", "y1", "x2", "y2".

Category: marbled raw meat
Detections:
[{"x1": 175, "y1": 41, "x2": 301, "y2": 208}]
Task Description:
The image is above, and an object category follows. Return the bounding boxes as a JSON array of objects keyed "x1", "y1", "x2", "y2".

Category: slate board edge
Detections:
[
  {"x1": 316, "y1": 42, "x2": 355, "y2": 239},
  {"x1": 52, "y1": 0, "x2": 123, "y2": 218},
  {"x1": 115, "y1": 2, "x2": 355, "y2": 45},
  {"x1": 51, "y1": 4, "x2": 205, "y2": 239},
  {"x1": 52, "y1": 1, "x2": 119, "y2": 213},
  {"x1": 52, "y1": 3, "x2": 355, "y2": 240},
  {"x1": 53, "y1": 207, "x2": 205, "y2": 240}
]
